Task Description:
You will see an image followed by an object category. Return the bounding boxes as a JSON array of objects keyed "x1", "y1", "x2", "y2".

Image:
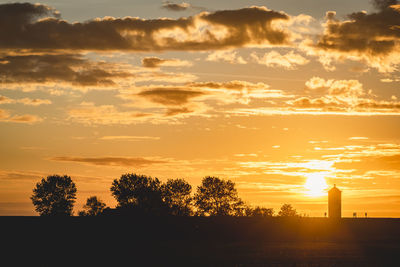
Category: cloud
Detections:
[
  {"x1": 0, "y1": 53, "x2": 130, "y2": 89},
  {"x1": 137, "y1": 88, "x2": 205, "y2": 105},
  {"x1": 68, "y1": 80, "x2": 290, "y2": 125},
  {"x1": 0, "y1": 108, "x2": 43, "y2": 123},
  {"x1": 68, "y1": 102, "x2": 155, "y2": 125},
  {"x1": 286, "y1": 77, "x2": 400, "y2": 114},
  {"x1": 299, "y1": 78, "x2": 363, "y2": 103},
  {"x1": 99, "y1": 136, "x2": 160, "y2": 141},
  {"x1": 309, "y1": 0, "x2": 400, "y2": 72},
  {"x1": 0, "y1": 95, "x2": 51, "y2": 106},
  {"x1": 0, "y1": 95, "x2": 14, "y2": 104},
  {"x1": 305, "y1": 76, "x2": 333, "y2": 90},
  {"x1": 0, "y1": 169, "x2": 44, "y2": 181},
  {"x1": 0, "y1": 53, "x2": 197, "y2": 90},
  {"x1": 349, "y1": 137, "x2": 369, "y2": 140},
  {"x1": 206, "y1": 50, "x2": 247, "y2": 64},
  {"x1": 121, "y1": 81, "x2": 290, "y2": 107},
  {"x1": 162, "y1": 1, "x2": 191, "y2": 11},
  {"x1": 251, "y1": 50, "x2": 309, "y2": 69},
  {"x1": 0, "y1": 3, "x2": 291, "y2": 52},
  {"x1": 50, "y1": 156, "x2": 167, "y2": 167},
  {"x1": 332, "y1": 146, "x2": 400, "y2": 172},
  {"x1": 141, "y1": 57, "x2": 192, "y2": 68},
  {"x1": 9, "y1": 114, "x2": 42, "y2": 123},
  {"x1": 227, "y1": 77, "x2": 400, "y2": 116}
]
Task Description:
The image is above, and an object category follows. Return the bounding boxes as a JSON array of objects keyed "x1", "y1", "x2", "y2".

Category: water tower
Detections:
[{"x1": 328, "y1": 184, "x2": 341, "y2": 219}]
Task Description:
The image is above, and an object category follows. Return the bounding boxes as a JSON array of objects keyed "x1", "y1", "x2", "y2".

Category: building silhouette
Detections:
[{"x1": 328, "y1": 184, "x2": 341, "y2": 219}]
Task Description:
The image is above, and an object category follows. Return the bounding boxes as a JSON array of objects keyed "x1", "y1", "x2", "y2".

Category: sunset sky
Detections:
[{"x1": 1, "y1": 0, "x2": 400, "y2": 217}]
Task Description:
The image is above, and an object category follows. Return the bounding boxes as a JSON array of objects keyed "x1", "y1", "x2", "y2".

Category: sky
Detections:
[{"x1": 1, "y1": 0, "x2": 400, "y2": 217}]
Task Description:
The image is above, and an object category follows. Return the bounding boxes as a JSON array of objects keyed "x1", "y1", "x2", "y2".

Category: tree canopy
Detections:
[
  {"x1": 78, "y1": 196, "x2": 107, "y2": 216},
  {"x1": 278, "y1": 203, "x2": 298, "y2": 217},
  {"x1": 31, "y1": 175, "x2": 77, "y2": 216},
  {"x1": 110, "y1": 173, "x2": 166, "y2": 214},
  {"x1": 30, "y1": 172, "x2": 298, "y2": 218},
  {"x1": 194, "y1": 176, "x2": 244, "y2": 216},
  {"x1": 161, "y1": 178, "x2": 192, "y2": 216}
]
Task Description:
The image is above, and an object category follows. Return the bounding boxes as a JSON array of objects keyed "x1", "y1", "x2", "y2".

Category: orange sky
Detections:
[{"x1": 1, "y1": 0, "x2": 400, "y2": 217}]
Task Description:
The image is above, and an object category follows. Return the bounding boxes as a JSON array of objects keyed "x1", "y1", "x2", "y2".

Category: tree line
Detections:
[{"x1": 31, "y1": 174, "x2": 299, "y2": 217}]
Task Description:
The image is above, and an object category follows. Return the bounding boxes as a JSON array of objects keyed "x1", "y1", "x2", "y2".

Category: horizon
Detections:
[{"x1": 1, "y1": 0, "x2": 400, "y2": 217}]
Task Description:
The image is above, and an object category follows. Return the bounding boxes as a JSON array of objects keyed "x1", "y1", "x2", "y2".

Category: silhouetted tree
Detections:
[
  {"x1": 246, "y1": 206, "x2": 274, "y2": 217},
  {"x1": 110, "y1": 173, "x2": 166, "y2": 214},
  {"x1": 78, "y1": 196, "x2": 107, "y2": 216},
  {"x1": 31, "y1": 175, "x2": 77, "y2": 216},
  {"x1": 278, "y1": 204, "x2": 298, "y2": 217},
  {"x1": 194, "y1": 176, "x2": 244, "y2": 216},
  {"x1": 161, "y1": 178, "x2": 192, "y2": 216}
]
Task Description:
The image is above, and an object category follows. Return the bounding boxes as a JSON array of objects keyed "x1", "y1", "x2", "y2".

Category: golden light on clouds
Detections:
[{"x1": 1, "y1": 0, "x2": 400, "y2": 217}]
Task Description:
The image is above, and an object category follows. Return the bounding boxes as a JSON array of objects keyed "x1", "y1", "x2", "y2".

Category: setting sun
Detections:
[{"x1": 304, "y1": 173, "x2": 328, "y2": 197}]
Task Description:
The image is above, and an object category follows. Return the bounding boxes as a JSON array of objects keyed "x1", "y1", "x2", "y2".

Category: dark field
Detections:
[{"x1": 2, "y1": 217, "x2": 400, "y2": 266}]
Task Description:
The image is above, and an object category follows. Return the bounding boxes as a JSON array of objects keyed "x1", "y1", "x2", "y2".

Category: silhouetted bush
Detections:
[
  {"x1": 31, "y1": 175, "x2": 77, "y2": 216},
  {"x1": 278, "y1": 203, "x2": 299, "y2": 217},
  {"x1": 194, "y1": 176, "x2": 245, "y2": 216},
  {"x1": 245, "y1": 206, "x2": 274, "y2": 217},
  {"x1": 78, "y1": 196, "x2": 107, "y2": 216}
]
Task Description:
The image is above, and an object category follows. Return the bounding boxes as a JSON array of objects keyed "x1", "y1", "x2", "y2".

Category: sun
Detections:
[{"x1": 304, "y1": 173, "x2": 328, "y2": 197}]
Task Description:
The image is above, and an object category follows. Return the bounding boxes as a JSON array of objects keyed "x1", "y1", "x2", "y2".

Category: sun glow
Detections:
[{"x1": 304, "y1": 173, "x2": 329, "y2": 197}]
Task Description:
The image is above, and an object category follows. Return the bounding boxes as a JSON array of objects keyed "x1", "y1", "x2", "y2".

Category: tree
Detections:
[
  {"x1": 194, "y1": 176, "x2": 244, "y2": 216},
  {"x1": 278, "y1": 204, "x2": 298, "y2": 217},
  {"x1": 246, "y1": 206, "x2": 274, "y2": 217},
  {"x1": 78, "y1": 196, "x2": 106, "y2": 216},
  {"x1": 110, "y1": 173, "x2": 165, "y2": 213},
  {"x1": 31, "y1": 175, "x2": 77, "y2": 216},
  {"x1": 161, "y1": 178, "x2": 192, "y2": 216}
]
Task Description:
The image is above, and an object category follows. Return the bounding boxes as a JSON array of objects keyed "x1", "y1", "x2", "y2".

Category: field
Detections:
[{"x1": 2, "y1": 217, "x2": 400, "y2": 266}]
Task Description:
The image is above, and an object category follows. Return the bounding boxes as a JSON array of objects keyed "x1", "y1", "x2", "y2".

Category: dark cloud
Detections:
[
  {"x1": 138, "y1": 88, "x2": 204, "y2": 105},
  {"x1": 315, "y1": 1, "x2": 400, "y2": 71},
  {"x1": 162, "y1": 1, "x2": 191, "y2": 11},
  {"x1": 142, "y1": 57, "x2": 167, "y2": 68},
  {"x1": 0, "y1": 3, "x2": 290, "y2": 52},
  {"x1": 187, "y1": 81, "x2": 266, "y2": 91},
  {"x1": 0, "y1": 54, "x2": 130, "y2": 87},
  {"x1": 165, "y1": 107, "x2": 193, "y2": 116},
  {"x1": 141, "y1": 57, "x2": 191, "y2": 68},
  {"x1": 51, "y1": 156, "x2": 167, "y2": 167}
]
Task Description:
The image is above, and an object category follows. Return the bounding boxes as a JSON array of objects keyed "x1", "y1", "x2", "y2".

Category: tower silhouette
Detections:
[{"x1": 328, "y1": 184, "x2": 341, "y2": 219}]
